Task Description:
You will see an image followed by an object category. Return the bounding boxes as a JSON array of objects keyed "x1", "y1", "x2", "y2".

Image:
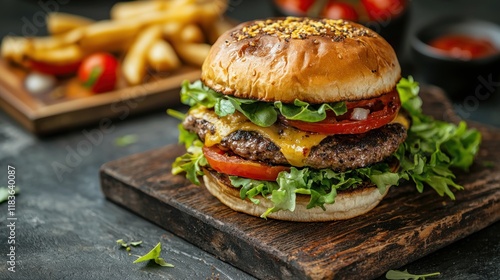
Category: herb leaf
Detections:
[
  {"x1": 133, "y1": 242, "x2": 174, "y2": 267},
  {"x1": 386, "y1": 269, "x2": 440, "y2": 280}
]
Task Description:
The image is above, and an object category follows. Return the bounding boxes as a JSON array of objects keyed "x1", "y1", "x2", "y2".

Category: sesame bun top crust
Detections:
[{"x1": 201, "y1": 17, "x2": 401, "y2": 104}]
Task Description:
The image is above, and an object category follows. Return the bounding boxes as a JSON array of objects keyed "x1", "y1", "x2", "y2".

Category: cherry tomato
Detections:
[
  {"x1": 77, "y1": 52, "x2": 119, "y2": 93},
  {"x1": 274, "y1": 0, "x2": 315, "y2": 14},
  {"x1": 203, "y1": 146, "x2": 290, "y2": 181},
  {"x1": 361, "y1": 0, "x2": 406, "y2": 21},
  {"x1": 321, "y1": 2, "x2": 359, "y2": 21},
  {"x1": 282, "y1": 90, "x2": 401, "y2": 135},
  {"x1": 28, "y1": 60, "x2": 81, "y2": 76}
]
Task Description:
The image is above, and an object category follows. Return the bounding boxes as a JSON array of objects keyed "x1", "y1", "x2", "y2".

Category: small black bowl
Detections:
[{"x1": 411, "y1": 17, "x2": 500, "y2": 100}]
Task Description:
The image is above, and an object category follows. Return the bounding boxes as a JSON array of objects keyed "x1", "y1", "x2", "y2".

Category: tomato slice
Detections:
[
  {"x1": 28, "y1": 59, "x2": 81, "y2": 76},
  {"x1": 282, "y1": 90, "x2": 401, "y2": 135},
  {"x1": 203, "y1": 146, "x2": 289, "y2": 181}
]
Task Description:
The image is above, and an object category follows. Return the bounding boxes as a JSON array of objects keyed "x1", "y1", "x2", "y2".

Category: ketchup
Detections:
[{"x1": 429, "y1": 34, "x2": 499, "y2": 60}]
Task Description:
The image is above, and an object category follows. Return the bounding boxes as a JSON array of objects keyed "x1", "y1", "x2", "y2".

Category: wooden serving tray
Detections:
[
  {"x1": 100, "y1": 87, "x2": 500, "y2": 280},
  {"x1": 0, "y1": 60, "x2": 200, "y2": 135}
]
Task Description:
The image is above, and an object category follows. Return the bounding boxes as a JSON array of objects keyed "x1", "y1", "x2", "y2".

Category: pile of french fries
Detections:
[{"x1": 1, "y1": 0, "x2": 234, "y2": 85}]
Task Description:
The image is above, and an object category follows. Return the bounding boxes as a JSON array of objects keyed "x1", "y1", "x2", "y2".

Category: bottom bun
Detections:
[{"x1": 202, "y1": 169, "x2": 390, "y2": 222}]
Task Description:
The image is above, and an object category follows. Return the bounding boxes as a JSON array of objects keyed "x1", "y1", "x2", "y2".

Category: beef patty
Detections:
[{"x1": 183, "y1": 114, "x2": 407, "y2": 171}]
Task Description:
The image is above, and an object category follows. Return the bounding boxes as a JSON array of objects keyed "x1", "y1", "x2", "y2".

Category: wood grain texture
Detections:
[
  {"x1": 0, "y1": 60, "x2": 200, "y2": 135},
  {"x1": 100, "y1": 87, "x2": 500, "y2": 280}
]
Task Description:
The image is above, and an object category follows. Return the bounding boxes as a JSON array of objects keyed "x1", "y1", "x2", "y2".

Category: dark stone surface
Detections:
[{"x1": 0, "y1": 1, "x2": 499, "y2": 279}]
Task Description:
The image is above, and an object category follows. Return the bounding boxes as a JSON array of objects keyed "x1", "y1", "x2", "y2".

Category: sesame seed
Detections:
[{"x1": 231, "y1": 17, "x2": 374, "y2": 42}]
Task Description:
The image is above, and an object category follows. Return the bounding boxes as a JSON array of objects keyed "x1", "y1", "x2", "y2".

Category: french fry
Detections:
[
  {"x1": 1, "y1": 29, "x2": 83, "y2": 64},
  {"x1": 131, "y1": 6, "x2": 200, "y2": 27},
  {"x1": 1, "y1": 36, "x2": 30, "y2": 64},
  {"x1": 174, "y1": 42, "x2": 211, "y2": 67},
  {"x1": 47, "y1": 12, "x2": 94, "y2": 35},
  {"x1": 162, "y1": 22, "x2": 183, "y2": 40},
  {"x1": 79, "y1": 20, "x2": 140, "y2": 53},
  {"x1": 147, "y1": 40, "x2": 181, "y2": 72},
  {"x1": 110, "y1": 0, "x2": 166, "y2": 20},
  {"x1": 0, "y1": 0, "x2": 234, "y2": 84},
  {"x1": 178, "y1": 24, "x2": 205, "y2": 43},
  {"x1": 29, "y1": 44, "x2": 83, "y2": 64},
  {"x1": 30, "y1": 28, "x2": 84, "y2": 51},
  {"x1": 122, "y1": 26, "x2": 162, "y2": 85}
]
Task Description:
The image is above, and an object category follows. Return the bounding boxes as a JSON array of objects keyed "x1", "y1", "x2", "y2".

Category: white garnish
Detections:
[
  {"x1": 24, "y1": 72, "x2": 56, "y2": 95},
  {"x1": 351, "y1": 108, "x2": 369, "y2": 120}
]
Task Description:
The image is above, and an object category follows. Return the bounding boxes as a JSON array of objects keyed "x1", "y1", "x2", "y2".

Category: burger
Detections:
[{"x1": 170, "y1": 17, "x2": 479, "y2": 222}]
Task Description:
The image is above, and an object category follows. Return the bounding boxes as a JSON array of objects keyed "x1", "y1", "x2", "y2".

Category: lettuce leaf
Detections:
[
  {"x1": 395, "y1": 77, "x2": 481, "y2": 199},
  {"x1": 233, "y1": 165, "x2": 395, "y2": 219},
  {"x1": 173, "y1": 77, "x2": 482, "y2": 218},
  {"x1": 171, "y1": 124, "x2": 207, "y2": 185},
  {"x1": 180, "y1": 80, "x2": 346, "y2": 127}
]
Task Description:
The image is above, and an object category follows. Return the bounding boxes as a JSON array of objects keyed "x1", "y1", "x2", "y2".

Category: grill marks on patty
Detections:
[{"x1": 183, "y1": 113, "x2": 407, "y2": 171}]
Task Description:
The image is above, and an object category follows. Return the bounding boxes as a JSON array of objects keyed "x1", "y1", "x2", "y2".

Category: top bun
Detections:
[{"x1": 201, "y1": 17, "x2": 401, "y2": 103}]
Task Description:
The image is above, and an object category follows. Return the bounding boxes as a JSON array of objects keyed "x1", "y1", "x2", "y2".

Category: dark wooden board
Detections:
[{"x1": 100, "y1": 87, "x2": 500, "y2": 280}]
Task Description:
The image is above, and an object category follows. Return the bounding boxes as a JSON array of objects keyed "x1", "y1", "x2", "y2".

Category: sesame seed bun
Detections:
[{"x1": 201, "y1": 17, "x2": 401, "y2": 104}]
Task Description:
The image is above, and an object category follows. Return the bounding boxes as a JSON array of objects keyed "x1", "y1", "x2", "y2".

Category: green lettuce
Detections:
[
  {"x1": 394, "y1": 77, "x2": 481, "y2": 199},
  {"x1": 180, "y1": 80, "x2": 346, "y2": 127},
  {"x1": 172, "y1": 77, "x2": 482, "y2": 218}
]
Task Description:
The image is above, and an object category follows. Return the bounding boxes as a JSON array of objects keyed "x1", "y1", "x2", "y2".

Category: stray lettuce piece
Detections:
[
  {"x1": 115, "y1": 134, "x2": 138, "y2": 147},
  {"x1": 116, "y1": 239, "x2": 128, "y2": 248},
  {"x1": 386, "y1": 269, "x2": 440, "y2": 280},
  {"x1": 129, "y1": 241, "x2": 143, "y2": 247},
  {"x1": 117, "y1": 239, "x2": 142, "y2": 255},
  {"x1": 0, "y1": 187, "x2": 19, "y2": 204},
  {"x1": 116, "y1": 239, "x2": 143, "y2": 250},
  {"x1": 0, "y1": 187, "x2": 10, "y2": 204},
  {"x1": 133, "y1": 242, "x2": 174, "y2": 267}
]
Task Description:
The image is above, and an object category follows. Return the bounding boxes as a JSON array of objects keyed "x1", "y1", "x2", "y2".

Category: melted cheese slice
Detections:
[
  {"x1": 390, "y1": 112, "x2": 410, "y2": 130},
  {"x1": 189, "y1": 107, "x2": 409, "y2": 167}
]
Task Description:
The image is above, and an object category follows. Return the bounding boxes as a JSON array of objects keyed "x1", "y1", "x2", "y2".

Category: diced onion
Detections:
[
  {"x1": 351, "y1": 107, "x2": 370, "y2": 120},
  {"x1": 24, "y1": 72, "x2": 56, "y2": 95}
]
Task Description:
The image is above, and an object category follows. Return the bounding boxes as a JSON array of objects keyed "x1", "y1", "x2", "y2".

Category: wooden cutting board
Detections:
[
  {"x1": 0, "y1": 59, "x2": 200, "y2": 135},
  {"x1": 100, "y1": 87, "x2": 500, "y2": 280}
]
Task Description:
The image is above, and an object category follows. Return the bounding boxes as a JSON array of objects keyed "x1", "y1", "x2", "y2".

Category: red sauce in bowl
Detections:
[{"x1": 429, "y1": 34, "x2": 499, "y2": 60}]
